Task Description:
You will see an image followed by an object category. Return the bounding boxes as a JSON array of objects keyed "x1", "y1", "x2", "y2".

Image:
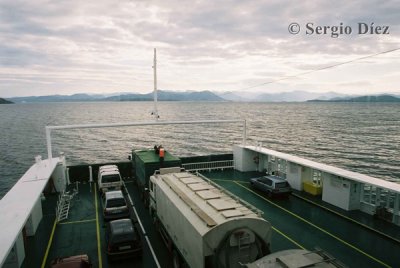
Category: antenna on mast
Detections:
[{"x1": 151, "y1": 48, "x2": 160, "y2": 120}]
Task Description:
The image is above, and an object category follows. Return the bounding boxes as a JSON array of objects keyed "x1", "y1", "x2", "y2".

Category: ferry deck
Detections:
[{"x1": 5, "y1": 159, "x2": 399, "y2": 268}]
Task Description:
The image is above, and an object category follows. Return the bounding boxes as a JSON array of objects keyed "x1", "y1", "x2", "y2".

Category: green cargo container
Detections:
[{"x1": 132, "y1": 149, "x2": 181, "y2": 189}]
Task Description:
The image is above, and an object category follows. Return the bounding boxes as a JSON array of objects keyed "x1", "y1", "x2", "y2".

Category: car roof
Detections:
[
  {"x1": 99, "y1": 170, "x2": 120, "y2": 176},
  {"x1": 99, "y1": 165, "x2": 119, "y2": 172},
  {"x1": 99, "y1": 165, "x2": 118, "y2": 170},
  {"x1": 105, "y1": 190, "x2": 124, "y2": 199},
  {"x1": 264, "y1": 175, "x2": 286, "y2": 182},
  {"x1": 109, "y1": 219, "x2": 134, "y2": 235}
]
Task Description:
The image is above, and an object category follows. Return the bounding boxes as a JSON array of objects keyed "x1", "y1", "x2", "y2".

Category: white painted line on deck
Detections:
[
  {"x1": 132, "y1": 206, "x2": 160, "y2": 267},
  {"x1": 133, "y1": 206, "x2": 146, "y2": 235},
  {"x1": 145, "y1": 236, "x2": 161, "y2": 268}
]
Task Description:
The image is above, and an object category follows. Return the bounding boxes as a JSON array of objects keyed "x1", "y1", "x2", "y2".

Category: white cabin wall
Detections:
[
  {"x1": 360, "y1": 202, "x2": 375, "y2": 215},
  {"x1": 4, "y1": 232, "x2": 25, "y2": 268},
  {"x1": 322, "y1": 174, "x2": 351, "y2": 210},
  {"x1": 301, "y1": 166, "x2": 313, "y2": 183},
  {"x1": 25, "y1": 196, "x2": 42, "y2": 236},
  {"x1": 286, "y1": 162, "x2": 302, "y2": 191},
  {"x1": 258, "y1": 154, "x2": 266, "y2": 172},
  {"x1": 233, "y1": 146, "x2": 257, "y2": 172},
  {"x1": 348, "y1": 182, "x2": 361, "y2": 210}
]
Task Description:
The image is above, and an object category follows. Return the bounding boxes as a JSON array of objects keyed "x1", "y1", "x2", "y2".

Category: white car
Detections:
[{"x1": 98, "y1": 165, "x2": 123, "y2": 193}]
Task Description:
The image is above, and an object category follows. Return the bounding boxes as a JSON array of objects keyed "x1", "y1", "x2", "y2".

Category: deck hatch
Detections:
[
  {"x1": 222, "y1": 210, "x2": 244, "y2": 218},
  {"x1": 196, "y1": 190, "x2": 223, "y2": 200},
  {"x1": 179, "y1": 177, "x2": 203, "y2": 184},
  {"x1": 207, "y1": 199, "x2": 241, "y2": 211},
  {"x1": 162, "y1": 176, "x2": 217, "y2": 227},
  {"x1": 188, "y1": 183, "x2": 214, "y2": 191},
  {"x1": 173, "y1": 173, "x2": 192, "y2": 179}
]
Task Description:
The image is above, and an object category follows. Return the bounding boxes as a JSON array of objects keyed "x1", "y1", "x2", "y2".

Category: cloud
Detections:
[{"x1": 0, "y1": 0, "x2": 399, "y2": 97}]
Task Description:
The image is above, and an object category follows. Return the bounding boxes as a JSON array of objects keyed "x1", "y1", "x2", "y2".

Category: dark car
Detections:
[
  {"x1": 105, "y1": 219, "x2": 142, "y2": 260},
  {"x1": 102, "y1": 190, "x2": 130, "y2": 221},
  {"x1": 50, "y1": 254, "x2": 91, "y2": 268},
  {"x1": 250, "y1": 175, "x2": 291, "y2": 197}
]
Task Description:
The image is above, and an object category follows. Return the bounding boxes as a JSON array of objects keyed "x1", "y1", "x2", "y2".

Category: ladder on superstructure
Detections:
[
  {"x1": 55, "y1": 185, "x2": 78, "y2": 222},
  {"x1": 237, "y1": 232, "x2": 252, "y2": 263}
]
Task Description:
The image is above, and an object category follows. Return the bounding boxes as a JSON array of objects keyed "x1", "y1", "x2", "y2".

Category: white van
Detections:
[{"x1": 98, "y1": 165, "x2": 123, "y2": 193}]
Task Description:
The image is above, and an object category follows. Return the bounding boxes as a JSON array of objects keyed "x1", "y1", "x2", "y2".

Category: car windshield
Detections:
[
  {"x1": 113, "y1": 231, "x2": 136, "y2": 243},
  {"x1": 275, "y1": 182, "x2": 289, "y2": 188},
  {"x1": 259, "y1": 178, "x2": 271, "y2": 184},
  {"x1": 107, "y1": 198, "x2": 126, "y2": 208},
  {"x1": 102, "y1": 174, "x2": 120, "y2": 183}
]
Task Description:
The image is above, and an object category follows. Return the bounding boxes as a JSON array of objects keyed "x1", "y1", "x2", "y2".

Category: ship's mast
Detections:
[{"x1": 152, "y1": 48, "x2": 159, "y2": 120}]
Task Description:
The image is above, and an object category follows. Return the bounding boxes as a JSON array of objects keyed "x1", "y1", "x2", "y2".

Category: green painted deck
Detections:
[
  {"x1": 204, "y1": 170, "x2": 400, "y2": 268},
  {"x1": 22, "y1": 168, "x2": 400, "y2": 268},
  {"x1": 22, "y1": 180, "x2": 171, "y2": 268}
]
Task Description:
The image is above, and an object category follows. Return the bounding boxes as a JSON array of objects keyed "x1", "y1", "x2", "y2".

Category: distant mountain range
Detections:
[
  {"x1": 7, "y1": 90, "x2": 224, "y2": 103},
  {"x1": 244, "y1": 91, "x2": 349, "y2": 102},
  {"x1": 104, "y1": 90, "x2": 224, "y2": 102},
  {"x1": 309, "y1": 94, "x2": 400, "y2": 102},
  {"x1": 0, "y1": 98, "x2": 13, "y2": 104},
  {"x1": 3, "y1": 90, "x2": 400, "y2": 103}
]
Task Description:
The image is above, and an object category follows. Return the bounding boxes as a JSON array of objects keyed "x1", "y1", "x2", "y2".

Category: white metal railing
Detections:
[
  {"x1": 182, "y1": 160, "x2": 234, "y2": 172},
  {"x1": 45, "y1": 119, "x2": 246, "y2": 160}
]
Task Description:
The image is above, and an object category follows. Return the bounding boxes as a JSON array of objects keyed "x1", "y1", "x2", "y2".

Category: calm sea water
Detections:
[{"x1": 1, "y1": 101, "x2": 399, "y2": 198}]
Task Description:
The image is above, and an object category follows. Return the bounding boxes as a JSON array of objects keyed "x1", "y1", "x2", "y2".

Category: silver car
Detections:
[
  {"x1": 102, "y1": 190, "x2": 130, "y2": 221},
  {"x1": 250, "y1": 175, "x2": 291, "y2": 197}
]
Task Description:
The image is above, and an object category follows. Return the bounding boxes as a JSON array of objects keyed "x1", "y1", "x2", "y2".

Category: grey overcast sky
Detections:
[{"x1": 0, "y1": 0, "x2": 399, "y2": 97}]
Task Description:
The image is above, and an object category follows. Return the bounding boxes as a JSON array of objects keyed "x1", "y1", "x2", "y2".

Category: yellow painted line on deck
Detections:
[
  {"x1": 234, "y1": 181, "x2": 392, "y2": 268},
  {"x1": 213, "y1": 178, "x2": 240, "y2": 182},
  {"x1": 94, "y1": 185, "x2": 103, "y2": 268},
  {"x1": 40, "y1": 218, "x2": 57, "y2": 268},
  {"x1": 59, "y1": 219, "x2": 96, "y2": 225},
  {"x1": 272, "y1": 226, "x2": 306, "y2": 250},
  {"x1": 291, "y1": 192, "x2": 400, "y2": 245},
  {"x1": 215, "y1": 178, "x2": 400, "y2": 245}
]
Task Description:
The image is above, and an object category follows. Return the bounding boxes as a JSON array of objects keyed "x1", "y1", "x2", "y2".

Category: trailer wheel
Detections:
[{"x1": 172, "y1": 249, "x2": 181, "y2": 268}]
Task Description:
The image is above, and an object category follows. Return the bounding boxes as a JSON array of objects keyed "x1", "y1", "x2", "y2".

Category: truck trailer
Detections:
[{"x1": 149, "y1": 168, "x2": 272, "y2": 268}]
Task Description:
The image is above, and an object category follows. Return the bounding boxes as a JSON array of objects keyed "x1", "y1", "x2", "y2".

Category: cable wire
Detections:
[{"x1": 238, "y1": 47, "x2": 400, "y2": 91}]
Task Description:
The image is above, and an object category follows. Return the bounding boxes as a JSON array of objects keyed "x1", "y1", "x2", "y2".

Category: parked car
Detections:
[
  {"x1": 50, "y1": 254, "x2": 91, "y2": 268},
  {"x1": 102, "y1": 190, "x2": 130, "y2": 221},
  {"x1": 105, "y1": 219, "x2": 142, "y2": 260},
  {"x1": 98, "y1": 165, "x2": 123, "y2": 193},
  {"x1": 250, "y1": 175, "x2": 291, "y2": 197}
]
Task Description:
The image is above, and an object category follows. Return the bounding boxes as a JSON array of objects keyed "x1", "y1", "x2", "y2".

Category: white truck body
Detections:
[{"x1": 149, "y1": 170, "x2": 272, "y2": 268}]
